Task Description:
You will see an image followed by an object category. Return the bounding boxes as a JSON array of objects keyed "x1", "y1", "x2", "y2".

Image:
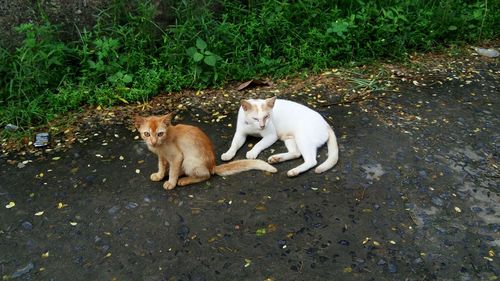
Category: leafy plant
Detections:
[{"x1": 186, "y1": 38, "x2": 222, "y2": 84}]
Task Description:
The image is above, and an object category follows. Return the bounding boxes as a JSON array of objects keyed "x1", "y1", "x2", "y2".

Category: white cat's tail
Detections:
[
  {"x1": 315, "y1": 127, "x2": 339, "y2": 173},
  {"x1": 214, "y1": 160, "x2": 277, "y2": 176}
]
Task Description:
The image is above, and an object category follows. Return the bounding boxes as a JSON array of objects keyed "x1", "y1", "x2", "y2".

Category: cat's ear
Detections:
[
  {"x1": 134, "y1": 116, "x2": 144, "y2": 129},
  {"x1": 161, "y1": 113, "x2": 173, "y2": 125},
  {"x1": 241, "y1": 100, "x2": 252, "y2": 111},
  {"x1": 265, "y1": 96, "x2": 277, "y2": 108}
]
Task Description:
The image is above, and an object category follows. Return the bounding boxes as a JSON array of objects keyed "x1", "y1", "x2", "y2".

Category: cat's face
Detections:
[
  {"x1": 241, "y1": 97, "x2": 276, "y2": 130},
  {"x1": 134, "y1": 114, "x2": 172, "y2": 147}
]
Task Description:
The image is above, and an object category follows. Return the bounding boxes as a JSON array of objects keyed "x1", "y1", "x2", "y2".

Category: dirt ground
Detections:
[{"x1": 0, "y1": 48, "x2": 499, "y2": 280}]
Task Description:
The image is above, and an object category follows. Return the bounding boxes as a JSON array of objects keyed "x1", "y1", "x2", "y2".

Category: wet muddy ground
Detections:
[{"x1": 1, "y1": 57, "x2": 499, "y2": 280}]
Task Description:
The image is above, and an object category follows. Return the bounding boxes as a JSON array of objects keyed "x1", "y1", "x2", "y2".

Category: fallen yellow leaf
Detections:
[{"x1": 57, "y1": 202, "x2": 68, "y2": 209}]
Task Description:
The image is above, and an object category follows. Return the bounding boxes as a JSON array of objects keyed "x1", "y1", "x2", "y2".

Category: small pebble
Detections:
[
  {"x1": 21, "y1": 221, "x2": 33, "y2": 230},
  {"x1": 126, "y1": 202, "x2": 138, "y2": 209},
  {"x1": 471, "y1": 206, "x2": 482, "y2": 213},
  {"x1": 108, "y1": 205, "x2": 120, "y2": 215},
  {"x1": 338, "y1": 239, "x2": 350, "y2": 246},
  {"x1": 277, "y1": 239, "x2": 287, "y2": 249}
]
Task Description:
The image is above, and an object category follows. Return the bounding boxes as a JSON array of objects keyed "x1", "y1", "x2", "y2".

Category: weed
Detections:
[{"x1": 186, "y1": 38, "x2": 223, "y2": 84}]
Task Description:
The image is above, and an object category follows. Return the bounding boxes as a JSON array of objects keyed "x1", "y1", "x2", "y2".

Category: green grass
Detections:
[{"x1": 0, "y1": 0, "x2": 498, "y2": 132}]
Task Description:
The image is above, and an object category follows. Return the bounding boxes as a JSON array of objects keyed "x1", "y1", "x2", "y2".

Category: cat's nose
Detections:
[{"x1": 259, "y1": 125, "x2": 265, "y2": 129}]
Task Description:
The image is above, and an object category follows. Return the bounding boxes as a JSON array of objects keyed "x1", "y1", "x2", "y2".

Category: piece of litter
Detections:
[
  {"x1": 34, "y1": 133, "x2": 50, "y2": 148},
  {"x1": 34, "y1": 211, "x2": 44, "y2": 216},
  {"x1": 135, "y1": 169, "x2": 140, "y2": 174},
  {"x1": 472, "y1": 46, "x2": 499, "y2": 58}
]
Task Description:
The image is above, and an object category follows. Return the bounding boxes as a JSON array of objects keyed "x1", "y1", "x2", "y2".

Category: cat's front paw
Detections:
[
  {"x1": 163, "y1": 181, "x2": 176, "y2": 190},
  {"x1": 287, "y1": 169, "x2": 300, "y2": 177},
  {"x1": 246, "y1": 150, "x2": 259, "y2": 159},
  {"x1": 221, "y1": 151, "x2": 234, "y2": 161},
  {"x1": 150, "y1": 172, "x2": 164, "y2": 181}
]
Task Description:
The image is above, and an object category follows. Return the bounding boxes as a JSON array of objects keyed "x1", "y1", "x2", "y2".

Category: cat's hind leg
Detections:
[
  {"x1": 177, "y1": 166, "x2": 211, "y2": 186},
  {"x1": 287, "y1": 138, "x2": 318, "y2": 177},
  {"x1": 268, "y1": 138, "x2": 301, "y2": 163}
]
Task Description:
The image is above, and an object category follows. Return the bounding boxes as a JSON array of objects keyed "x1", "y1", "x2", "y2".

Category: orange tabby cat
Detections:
[{"x1": 134, "y1": 113, "x2": 277, "y2": 190}]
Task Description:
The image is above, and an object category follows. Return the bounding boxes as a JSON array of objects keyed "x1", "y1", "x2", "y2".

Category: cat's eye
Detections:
[
  {"x1": 253, "y1": 118, "x2": 259, "y2": 121},
  {"x1": 264, "y1": 115, "x2": 270, "y2": 119},
  {"x1": 157, "y1": 132, "x2": 164, "y2": 137},
  {"x1": 143, "y1": 132, "x2": 150, "y2": 137}
]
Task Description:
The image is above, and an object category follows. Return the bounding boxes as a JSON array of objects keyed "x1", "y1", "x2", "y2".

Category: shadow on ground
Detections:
[{"x1": 1, "y1": 60, "x2": 499, "y2": 280}]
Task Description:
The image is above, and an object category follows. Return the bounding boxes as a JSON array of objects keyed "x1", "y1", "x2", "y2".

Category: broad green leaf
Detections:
[
  {"x1": 196, "y1": 38, "x2": 207, "y2": 50},
  {"x1": 186, "y1": 47, "x2": 197, "y2": 57},
  {"x1": 122, "y1": 74, "x2": 133, "y2": 83},
  {"x1": 193, "y1": 52, "x2": 204, "y2": 62},
  {"x1": 204, "y1": 55, "x2": 217, "y2": 66}
]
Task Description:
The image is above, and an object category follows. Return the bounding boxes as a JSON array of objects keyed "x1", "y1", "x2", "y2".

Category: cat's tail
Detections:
[
  {"x1": 315, "y1": 127, "x2": 339, "y2": 173},
  {"x1": 214, "y1": 160, "x2": 277, "y2": 176}
]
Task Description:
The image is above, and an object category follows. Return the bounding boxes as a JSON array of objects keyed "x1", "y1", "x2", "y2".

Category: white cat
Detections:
[{"x1": 221, "y1": 97, "x2": 339, "y2": 176}]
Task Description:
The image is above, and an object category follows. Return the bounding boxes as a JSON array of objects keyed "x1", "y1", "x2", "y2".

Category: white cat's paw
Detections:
[
  {"x1": 287, "y1": 169, "x2": 300, "y2": 177},
  {"x1": 150, "y1": 172, "x2": 164, "y2": 181},
  {"x1": 221, "y1": 152, "x2": 234, "y2": 161},
  {"x1": 246, "y1": 150, "x2": 259, "y2": 159},
  {"x1": 268, "y1": 155, "x2": 282, "y2": 164},
  {"x1": 163, "y1": 181, "x2": 176, "y2": 190}
]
